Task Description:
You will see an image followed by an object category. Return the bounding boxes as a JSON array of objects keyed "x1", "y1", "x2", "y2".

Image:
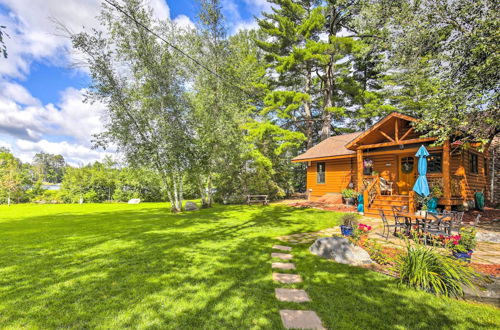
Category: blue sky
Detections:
[{"x1": 0, "y1": 0, "x2": 268, "y2": 165}]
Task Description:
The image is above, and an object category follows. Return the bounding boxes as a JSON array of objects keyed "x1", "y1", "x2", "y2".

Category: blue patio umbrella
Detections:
[{"x1": 413, "y1": 145, "x2": 430, "y2": 197}]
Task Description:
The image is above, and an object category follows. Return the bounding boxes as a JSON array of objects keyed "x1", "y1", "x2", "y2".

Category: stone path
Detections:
[
  {"x1": 271, "y1": 252, "x2": 293, "y2": 260},
  {"x1": 275, "y1": 288, "x2": 310, "y2": 302},
  {"x1": 271, "y1": 245, "x2": 325, "y2": 329},
  {"x1": 272, "y1": 262, "x2": 296, "y2": 270}
]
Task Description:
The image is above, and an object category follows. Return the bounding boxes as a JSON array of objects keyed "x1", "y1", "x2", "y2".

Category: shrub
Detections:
[
  {"x1": 351, "y1": 223, "x2": 372, "y2": 244},
  {"x1": 341, "y1": 213, "x2": 358, "y2": 228},
  {"x1": 395, "y1": 242, "x2": 476, "y2": 297},
  {"x1": 341, "y1": 188, "x2": 358, "y2": 198},
  {"x1": 444, "y1": 227, "x2": 477, "y2": 253}
]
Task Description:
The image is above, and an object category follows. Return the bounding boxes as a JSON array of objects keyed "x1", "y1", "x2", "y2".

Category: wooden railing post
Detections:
[
  {"x1": 357, "y1": 149, "x2": 363, "y2": 191},
  {"x1": 442, "y1": 140, "x2": 451, "y2": 210}
]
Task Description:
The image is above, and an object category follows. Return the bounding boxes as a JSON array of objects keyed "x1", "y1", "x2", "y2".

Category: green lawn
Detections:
[{"x1": 0, "y1": 203, "x2": 498, "y2": 329}]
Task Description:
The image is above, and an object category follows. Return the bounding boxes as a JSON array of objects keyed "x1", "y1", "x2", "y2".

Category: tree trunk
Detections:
[
  {"x1": 7, "y1": 191, "x2": 10, "y2": 206},
  {"x1": 304, "y1": 69, "x2": 314, "y2": 148},
  {"x1": 320, "y1": 60, "x2": 334, "y2": 141}
]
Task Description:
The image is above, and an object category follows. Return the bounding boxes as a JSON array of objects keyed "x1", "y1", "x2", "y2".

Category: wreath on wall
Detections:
[{"x1": 402, "y1": 160, "x2": 414, "y2": 174}]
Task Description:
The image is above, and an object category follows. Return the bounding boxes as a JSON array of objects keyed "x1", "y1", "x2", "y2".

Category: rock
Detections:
[
  {"x1": 309, "y1": 237, "x2": 373, "y2": 266},
  {"x1": 185, "y1": 201, "x2": 199, "y2": 211},
  {"x1": 128, "y1": 198, "x2": 141, "y2": 204}
]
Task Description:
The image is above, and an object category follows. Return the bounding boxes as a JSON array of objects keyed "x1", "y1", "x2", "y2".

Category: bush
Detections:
[
  {"x1": 395, "y1": 242, "x2": 477, "y2": 297},
  {"x1": 341, "y1": 188, "x2": 358, "y2": 198},
  {"x1": 341, "y1": 213, "x2": 358, "y2": 227},
  {"x1": 32, "y1": 190, "x2": 64, "y2": 204}
]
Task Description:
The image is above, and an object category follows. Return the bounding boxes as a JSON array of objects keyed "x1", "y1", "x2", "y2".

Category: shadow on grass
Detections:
[{"x1": 0, "y1": 204, "x2": 498, "y2": 329}]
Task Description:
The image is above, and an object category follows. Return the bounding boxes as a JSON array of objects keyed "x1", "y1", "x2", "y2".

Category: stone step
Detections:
[
  {"x1": 273, "y1": 245, "x2": 292, "y2": 251},
  {"x1": 272, "y1": 262, "x2": 296, "y2": 270},
  {"x1": 275, "y1": 288, "x2": 310, "y2": 302},
  {"x1": 279, "y1": 310, "x2": 325, "y2": 329},
  {"x1": 273, "y1": 273, "x2": 302, "y2": 284},
  {"x1": 271, "y1": 252, "x2": 293, "y2": 260}
]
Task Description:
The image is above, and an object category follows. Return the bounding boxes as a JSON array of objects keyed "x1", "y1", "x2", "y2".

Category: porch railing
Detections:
[{"x1": 362, "y1": 175, "x2": 379, "y2": 209}]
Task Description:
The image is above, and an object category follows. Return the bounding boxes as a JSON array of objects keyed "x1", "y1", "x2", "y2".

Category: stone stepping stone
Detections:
[
  {"x1": 280, "y1": 310, "x2": 324, "y2": 329},
  {"x1": 272, "y1": 262, "x2": 296, "y2": 270},
  {"x1": 271, "y1": 252, "x2": 293, "y2": 260},
  {"x1": 273, "y1": 273, "x2": 302, "y2": 284},
  {"x1": 273, "y1": 244, "x2": 292, "y2": 251},
  {"x1": 275, "y1": 288, "x2": 310, "y2": 303}
]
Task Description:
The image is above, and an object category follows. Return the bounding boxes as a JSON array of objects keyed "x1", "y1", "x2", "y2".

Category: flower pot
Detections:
[
  {"x1": 340, "y1": 225, "x2": 353, "y2": 237},
  {"x1": 344, "y1": 197, "x2": 355, "y2": 206},
  {"x1": 452, "y1": 250, "x2": 473, "y2": 262}
]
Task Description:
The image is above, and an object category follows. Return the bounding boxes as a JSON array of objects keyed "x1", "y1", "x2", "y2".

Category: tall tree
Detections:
[
  {"x1": 0, "y1": 150, "x2": 23, "y2": 205},
  {"x1": 71, "y1": 0, "x2": 192, "y2": 212},
  {"x1": 256, "y1": 0, "x2": 389, "y2": 146},
  {"x1": 386, "y1": 0, "x2": 499, "y2": 144},
  {"x1": 32, "y1": 152, "x2": 66, "y2": 183}
]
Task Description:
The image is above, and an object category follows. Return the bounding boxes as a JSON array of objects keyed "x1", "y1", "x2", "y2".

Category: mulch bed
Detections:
[
  {"x1": 288, "y1": 201, "x2": 357, "y2": 212},
  {"x1": 470, "y1": 263, "x2": 500, "y2": 277},
  {"x1": 463, "y1": 207, "x2": 499, "y2": 223}
]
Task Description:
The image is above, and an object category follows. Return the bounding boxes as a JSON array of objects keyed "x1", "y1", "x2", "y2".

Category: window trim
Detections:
[
  {"x1": 470, "y1": 153, "x2": 479, "y2": 174},
  {"x1": 316, "y1": 162, "x2": 326, "y2": 184}
]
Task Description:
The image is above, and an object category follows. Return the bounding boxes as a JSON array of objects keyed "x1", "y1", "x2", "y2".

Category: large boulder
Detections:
[
  {"x1": 128, "y1": 198, "x2": 141, "y2": 204},
  {"x1": 309, "y1": 237, "x2": 373, "y2": 266},
  {"x1": 185, "y1": 201, "x2": 199, "y2": 211}
]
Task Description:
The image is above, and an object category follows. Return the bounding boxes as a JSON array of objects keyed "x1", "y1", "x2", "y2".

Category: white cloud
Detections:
[
  {"x1": 173, "y1": 14, "x2": 195, "y2": 30},
  {"x1": 16, "y1": 139, "x2": 113, "y2": 166},
  {"x1": 0, "y1": 83, "x2": 105, "y2": 145}
]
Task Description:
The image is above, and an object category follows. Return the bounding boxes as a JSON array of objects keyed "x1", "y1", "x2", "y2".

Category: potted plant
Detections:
[
  {"x1": 341, "y1": 189, "x2": 358, "y2": 205},
  {"x1": 445, "y1": 227, "x2": 477, "y2": 262},
  {"x1": 351, "y1": 223, "x2": 372, "y2": 245},
  {"x1": 427, "y1": 184, "x2": 443, "y2": 212},
  {"x1": 340, "y1": 213, "x2": 358, "y2": 237}
]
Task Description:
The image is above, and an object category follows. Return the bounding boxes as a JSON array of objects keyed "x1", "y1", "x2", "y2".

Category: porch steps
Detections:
[{"x1": 365, "y1": 195, "x2": 410, "y2": 218}]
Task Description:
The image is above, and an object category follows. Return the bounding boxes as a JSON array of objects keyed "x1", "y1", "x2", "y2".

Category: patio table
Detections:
[{"x1": 395, "y1": 212, "x2": 428, "y2": 233}]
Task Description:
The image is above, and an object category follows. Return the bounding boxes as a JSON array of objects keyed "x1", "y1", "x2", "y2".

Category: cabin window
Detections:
[
  {"x1": 317, "y1": 162, "x2": 326, "y2": 184},
  {"x1": 470, "y1": 153, "x2": 478, "y2": 174},
  {"x1": 427, "y1": 153, "x2": 442, "y2": 173}
]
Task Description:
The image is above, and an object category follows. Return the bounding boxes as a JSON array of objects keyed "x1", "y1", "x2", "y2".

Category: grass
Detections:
[{"x1": 0, "y1": 203, "x2": 498, "y2": 329}]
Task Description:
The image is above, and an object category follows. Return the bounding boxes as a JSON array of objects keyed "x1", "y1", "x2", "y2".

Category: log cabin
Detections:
[{"x1": 292, "y1": 112, "x2": 493, "y2": 217}]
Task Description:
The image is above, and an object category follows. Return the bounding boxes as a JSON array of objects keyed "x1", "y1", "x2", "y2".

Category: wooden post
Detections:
[
  {"x1": 443, "y1": 140, "x2": 451, "y2": 210},
  {"x1": 357, "y1": 149, "x2": 363, "y2": 191},
  {"x1": 409, "y1": 190, "x2": 415, "y2": 213},
  {"x1": 395, "y1": 118, "x2": 399, "y2": 143}
]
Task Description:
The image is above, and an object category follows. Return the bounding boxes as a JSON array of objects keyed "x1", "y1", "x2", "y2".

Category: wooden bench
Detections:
[{"x1": 247, "y1": 195, "x2": 269, "y2": 206}]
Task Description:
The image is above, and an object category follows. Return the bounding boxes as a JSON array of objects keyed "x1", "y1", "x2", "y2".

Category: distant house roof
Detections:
[{"x1": 292, "y1": 132, "x2": 363, "y2": 162}]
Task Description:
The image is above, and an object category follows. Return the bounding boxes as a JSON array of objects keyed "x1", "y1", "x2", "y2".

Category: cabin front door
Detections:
[{"x1": 397, "y1": 156, "x2": 416, "y2": 194}]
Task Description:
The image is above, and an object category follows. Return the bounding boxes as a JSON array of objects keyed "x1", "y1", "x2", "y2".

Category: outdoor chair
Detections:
[
  {"x1": 380, "y1": 177, "x2": 394, "y2": 195},
  {"x1": 422, "y1": 213, "x2": 453, "y2": 245},
  {"x1": 443, "y1": 210, "x2": 464, "y2": 234},
  {"x1": 391, "y1": 205, "x2": 409, "y2": 231},
  {"x1": 380, "y1": 209, "x2": 407, "y2": 240}
]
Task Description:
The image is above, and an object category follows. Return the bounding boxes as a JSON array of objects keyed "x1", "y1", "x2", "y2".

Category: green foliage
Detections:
[
  {"x1": 363, "y1": 239, "x2": 391, "y2": 265},
  {"x1": 396, "y1": 241, "x2": 477, "y2": 297},
  {"x1": 386, "y1": 0, "x2": 499, "y2": 144},
  {"x1": 445, "y1": 227, "x2": 477, "y2": 253},
  {"x1": 32, "y1": 152, "x2": 66, "y2": 183},
  {"x1": 341, "y1": 188, "x2": 358, "y2": 198},
  {"x1": 341, "y1": 213, "x2": 358, "y2": 227}
]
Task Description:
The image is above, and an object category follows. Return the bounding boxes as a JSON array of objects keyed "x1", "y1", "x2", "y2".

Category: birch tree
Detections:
[{"x1": 71, "y1": 0, "x2": 192, "y2": 212}]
